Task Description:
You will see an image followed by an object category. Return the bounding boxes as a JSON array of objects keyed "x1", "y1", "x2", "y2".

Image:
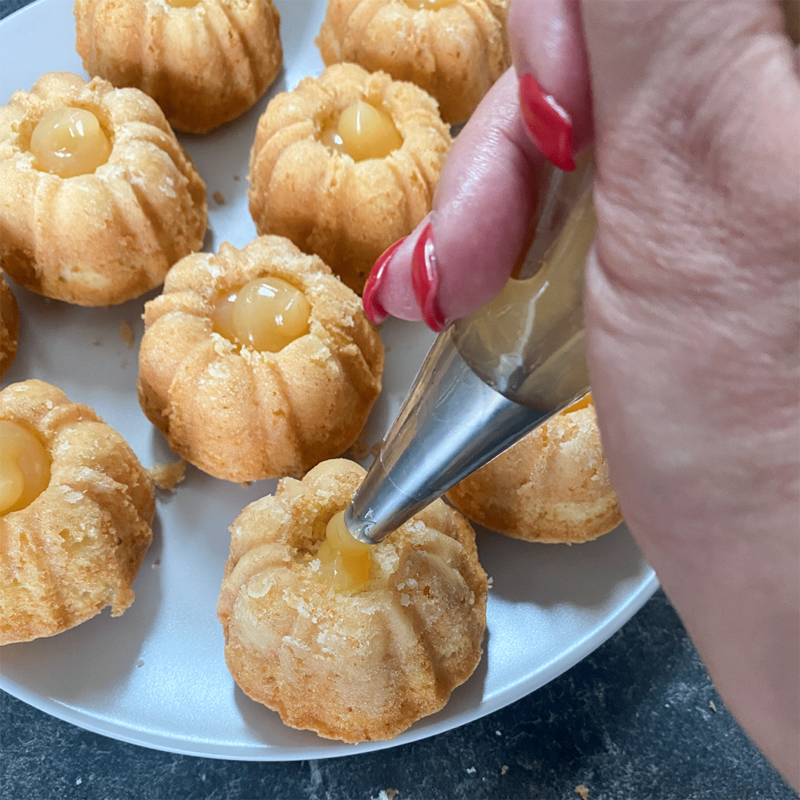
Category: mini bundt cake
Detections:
[
  {"x1": 0, "y1": 380, "x2": 154, "y2": 645},
  {"x1": 0, "y1": 271, "x2": 19, "y2": 380},
  {"x1": 217, "y1": 458, "x2": 488, "y2": 742},
  {"x1": 0, "y1": 72, "x2": 207, "y2": 307},
  {"x1": 248, "y1": 63, "x2": 452, "y2": 294},
  {"x1": 74, "y1": 0, "x2": 283, "y2": 134},
  {"x1": 137, "y1": 235, "x2": 384, "y2": 482},
  {"x1": 315, "y1": 0, "x2": 511, "y2": 124},
  {"x1": 446, "y1": 395, "x2": 622, "y2": 543}
]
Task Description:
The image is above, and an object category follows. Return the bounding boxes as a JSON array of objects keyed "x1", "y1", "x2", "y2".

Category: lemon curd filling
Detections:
[
  {"x1": 30, "y1": 107, "x2": 112, "y2": 178},
  {"x1": 320, "y1": 100, "x2": 403, "y2": 162},
  {"x1": 563, "y1": 393, "x2": 593, "y2": 415},
  {"x1": 0, "y1": 420, "x2": 51, "y2": 515},
  {"x1": 317, "y1": 510, "x2": 372, "y2": 592},
  {"x1": 404, "y1": 0, "x2": 458, "y2": 9},
  {"x1": 212, "y1": 277, "x2": 311, "y2": 353}
]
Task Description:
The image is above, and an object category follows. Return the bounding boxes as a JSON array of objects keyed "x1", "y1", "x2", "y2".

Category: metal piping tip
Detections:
[{"x1": 342, "y1": 331, "x2": 566, "y2": 545}]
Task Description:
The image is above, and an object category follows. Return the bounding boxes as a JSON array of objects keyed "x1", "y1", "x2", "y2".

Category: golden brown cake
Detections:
[
  {"x1": 0, "y1": 72, "x2": 207, "y2": 307},
  {"x1": 217, "y1": 458, "x2": 488, "y2": 742},
  {"x1": 137, "y1": 235, "x2": 384, "y2": 482},
  {"x1": 0, "y1": 380, "x2": 154, "y2": 645},
  {"x1": 0, "y1": 271, "x2": 19, "y2": 380},
  {"x1": 446, "y1": 396, "x2": 623, "y2": 543},
  {"x1": 248, "y1": 63, "x2": 452, "y2": 294},
  {"x1": 315, "y1": 0, "x2": 511, "y2": 124},
  {"x1": 74, "y1": 0, "x2": 283, "y2": 134}
]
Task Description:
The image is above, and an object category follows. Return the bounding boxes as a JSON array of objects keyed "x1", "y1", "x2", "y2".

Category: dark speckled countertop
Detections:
[{"x1": 0, "y1": 0, "x2": 796, "y2": 796}]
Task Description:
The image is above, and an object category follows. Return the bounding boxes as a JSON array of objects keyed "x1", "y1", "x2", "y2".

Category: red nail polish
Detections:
[
  {"x1": 363, "y1": 237, "x2": 404, "y2": 324},
  {"x1": 518, "y1": 73, "x2": 575, "y2": 172},
  {"x1": 411, "y1": 223, "x2": 450, "y2": 333}
]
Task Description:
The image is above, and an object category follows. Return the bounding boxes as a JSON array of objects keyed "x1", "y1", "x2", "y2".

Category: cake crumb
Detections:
[
  {"x1": 119, "y1": 320, "x2": 134, "y2": 347},
  {"x1": 466, "y1": 767, "x2": 476, "y2": 775},
  {"x1": 147, "y1": 459, "x2": 187, "y2": 492},
  {"x1": 486, "y1": 576, "x2": 494, "y2": 589},
  {"x1": 575, "y1": 784, "x2": 590, "y2": 800},
  {"x1": 347, "y1": 431, "x2": 371, "y2": 461},
  {"x1": 233, "y1": 174, "x2": 240, "y2": 181},
  {"x1": 93, "y1": 338, "x2": 101, "y2": 346},
  {"x1": 213, "y1": 190, "x2": 225, "y2": 205},
  {"x1": 374, "y1": 790, "x2": 397, "y2": 800},
  {"x1": 709, "y1": 700, "x2": 717, "y2": 712},
  {"x1": 151, "y1": 558, "x2": 161, "y2": 570},
  {"x1": 501, "y1": 765, "x2": 509, "y2": 776}
]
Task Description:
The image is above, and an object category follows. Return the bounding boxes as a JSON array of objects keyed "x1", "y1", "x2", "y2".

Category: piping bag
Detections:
[
  {"x1": 345, "y1": 153, "x2": 597, "y2": 544},
  {"x1": 343, "y1": 2, "x2": 800, "y2": 546}
]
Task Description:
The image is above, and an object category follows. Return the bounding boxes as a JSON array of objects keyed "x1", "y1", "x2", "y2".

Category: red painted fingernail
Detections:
[
  {"x1": 518, "y1": 73, "x2": 575, "y2": 172},
  {"x1": 411, "y1": 223, "x2": 450, "y2": 332},
  {"x1": 363, "y1": 237, "x2": 404, "y2": 324}
]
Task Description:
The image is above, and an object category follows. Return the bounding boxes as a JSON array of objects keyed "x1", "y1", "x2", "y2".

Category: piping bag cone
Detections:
[{"x1": 346, "y1": 155, "x2": 596, "y2": 544}]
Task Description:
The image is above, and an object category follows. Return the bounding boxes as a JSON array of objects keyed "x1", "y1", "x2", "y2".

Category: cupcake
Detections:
[
  {"x1": 0, "y1": 380, "x2": 154, "y2": 645},
  {"x1": 137, "y1": 235, "x2": 384, "y2": 482},
  {"x1": 316, "y1": 0, "x2": 510, "y2": 124},
  {"x1": 447, "y1": 395, "x2": 623, "y2": 543},
  {"x1": 248, "y1": 63, "x2": 451, "y2": 294},
  {"x1": 74, "y1": 0, "x2": 283, "y2": 133},
  {"x1": 0, "y1": 72, "x2": 207, "y2": 306},
  {"x1": 217, "y1": 458, "x2": 488, "y2": 741}
]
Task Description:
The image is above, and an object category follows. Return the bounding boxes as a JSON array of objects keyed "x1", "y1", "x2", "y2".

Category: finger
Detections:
[
  {"x1": 508, "y1": 0, "x2": 594, "y2": 154},
  {"x1": 364, "y1": 68, "x2": 546, "y2": 327}
]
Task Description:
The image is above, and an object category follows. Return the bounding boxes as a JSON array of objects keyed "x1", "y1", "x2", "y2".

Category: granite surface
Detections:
[{"x1": 0, "y1": 0, "x2": 797, "y2": 796}]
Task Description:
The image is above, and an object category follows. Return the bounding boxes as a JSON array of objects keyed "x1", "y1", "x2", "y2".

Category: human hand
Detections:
[{"x1": 363, "y1": 0, "x2": 800, "y2": 788}]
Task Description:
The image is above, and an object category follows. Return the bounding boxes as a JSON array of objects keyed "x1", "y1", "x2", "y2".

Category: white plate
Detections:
[{"x1": 0, "y1": 0, "x2": 659, "y2": 761}]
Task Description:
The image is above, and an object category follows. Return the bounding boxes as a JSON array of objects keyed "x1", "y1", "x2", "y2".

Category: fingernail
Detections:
[
  {"x1": 363, "y1": 237, "x2": 405, "y2": 324},
  {"x1": 411, "y1": 223, "x2": 450, "y2": 332},
  {"x1": 518, "y1": 73, "x2": 575, "y2": 172}
]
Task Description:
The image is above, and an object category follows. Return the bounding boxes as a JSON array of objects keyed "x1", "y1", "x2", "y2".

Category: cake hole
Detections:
[
  {"x1": 317, "y1": 510, "x2": 372, "y2": 593},
  {"x1": 320, "y1": 100, "x2": 403, "y2": 162},
  {"x1": 212, "y1": 277, "x2": 311, "y2": 353},
  {"x1": 0, "y1": 420, "x2": 51, "y2": 515},
  {"x1": 30, "y1": 107, "x2": 112, "y2": 178},
  {"x1": 404, "y1": 0, "x2": 458, "y2": 8}
]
